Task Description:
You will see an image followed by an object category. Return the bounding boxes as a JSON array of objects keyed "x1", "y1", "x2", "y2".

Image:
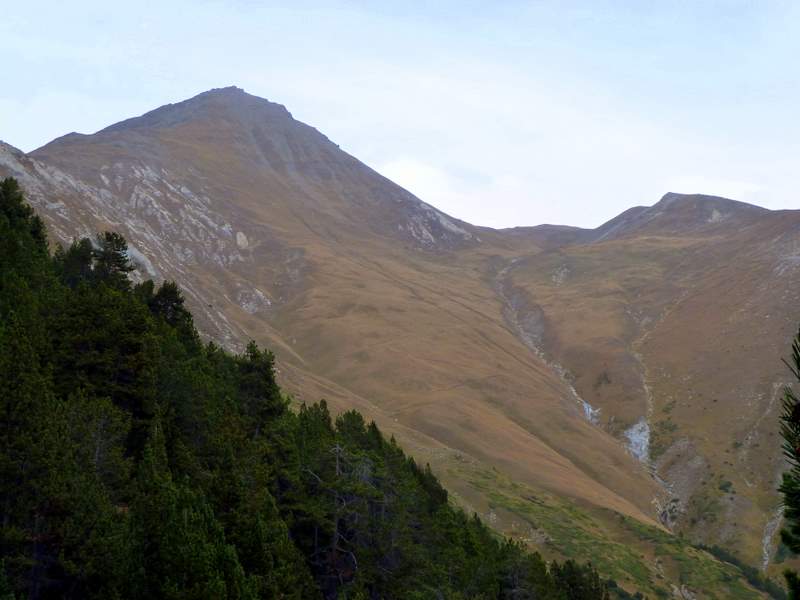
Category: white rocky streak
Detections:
[
  {"x1": 624, "y1": 418, "x2": 650, "y2": 463},
  {"x1": 433, "y1": 210, "x2": 470, "y2": 236},
  {"x1": 774, "y1": 254, "x2": 800, "y2": 276},
  {"x1": 400, "y1": 200, "x2": 474, "y2": 247},
  {"x1": 626, "y1": 350, "x2": 655, "y2": 464},
  {"x1": 580, "y1": 398, "x2": 601, "y2": 423},
  {"x1": 551, "y1": 265, "x2": 569, "y2": 286},
  {"x1": 0, "y1": 153, "x2": 254, "y2": 347},
  {"x1": 127, "y1": 245, "x2": 158, "y2": 277},
  {"x1": 625, "y1": 293, "x2": 690, "y2": 466},
  {"x1": 496, "y1": 258, "x2": 601, "y2": 425},
  {"x1": 762, "y1": 506, "x2": 784, "y2": 571},
  {"x1": 237, "y1": 286, "x2": 271, "y2": 314}
]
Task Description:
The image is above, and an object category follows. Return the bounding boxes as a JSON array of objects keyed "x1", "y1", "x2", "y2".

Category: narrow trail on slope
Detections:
[{"x1": 492, "y1": 257, "x2": 599, "y2": 423}]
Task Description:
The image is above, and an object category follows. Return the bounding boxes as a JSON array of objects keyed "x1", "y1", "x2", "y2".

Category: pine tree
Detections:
[
  {"x1": 780, "y1": 327, "x2": 800, "y2": 598},
  {"x1": 148, "y1": 281, "x2": 190, "y2": 326},
  {"x1": 0, "y1": 560, "x2": 13, "y2": 600},
  {"x1": 128, "y1": 420, "x2": 256, "y2": 599},
  {"x1": 93, "y1": 231, "x2": 134, "y2": 291},
  {"x1": 237, "y1": 341, "x2": 286, "y2": 436},
  {"x1": 54, "y1": 238, "x2": 94, "y2": 288}
]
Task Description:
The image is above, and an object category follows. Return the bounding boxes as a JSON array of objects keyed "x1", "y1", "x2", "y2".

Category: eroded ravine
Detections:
[
  {"x1": 493, "y1": 257, "x2": 600, "y2": 423},
  {"x1": 625, "y1": 291, "x2": 689, "y2": 469},
  {"x1": 494, "y1": 256, "x2": 679, "y2": 526}
]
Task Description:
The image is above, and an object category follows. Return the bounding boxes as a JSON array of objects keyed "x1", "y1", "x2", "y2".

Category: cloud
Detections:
[{"x1": 378, "y1": 158, "x2": 535, "y2": 228}]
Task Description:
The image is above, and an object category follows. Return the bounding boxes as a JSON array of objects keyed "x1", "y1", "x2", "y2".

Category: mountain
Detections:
[
  {"x1": 2, "y1": 86, "x2": 796, "y2": 595},
  {"x1": 0, "y1": 180, "x2": 615, "y2": 599},
  {"x1": 498, "y1": 192, "x2": 800, "y2": 564}
]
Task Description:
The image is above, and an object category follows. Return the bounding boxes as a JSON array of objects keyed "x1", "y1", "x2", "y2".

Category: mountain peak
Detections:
[
  {"x1": 591, "y1": 192, "x2": 770, "y2": 242},
  {"x1": 659, "y1": 191, "x2": 726, "y2": 203},
  {"x1": 26, "y1": 87, "x2": 477, "y2": 251},
  {"x1": 654, "y1": 191, "x2": 768, "y2": 220},
  {"x1": 93, "y1": 86, "x2": 292, "y2": 137},
  {"x1": 204, "y1": 85, "x2": 246, "y2": 96},
  {"x1": 657, "y1": 191, "x2": 759, "y2": 210}
]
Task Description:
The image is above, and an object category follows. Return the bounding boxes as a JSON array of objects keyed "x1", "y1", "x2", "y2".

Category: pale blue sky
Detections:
[{"x1": 2, "y1": 1, "x2": 798, "y2": 227}]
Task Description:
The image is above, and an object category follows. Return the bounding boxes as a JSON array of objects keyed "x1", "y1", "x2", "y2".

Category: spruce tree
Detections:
[
  {"x1": 54, "y1": 238, "x2": 94, "y2": 288},
  {"x1": 129, "y1": 420, "x2": 256, "y2": 599},
  {"x1": 780, "y1": 327, "x2": 800, "y2": 597},
  {"x1": 93, "y1": 231, "x2": 134, "y2": 290}
]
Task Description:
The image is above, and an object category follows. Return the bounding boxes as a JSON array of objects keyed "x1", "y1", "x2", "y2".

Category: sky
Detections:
[{"x1": 1, "y1": 1, "x2": 799, "y2": 228}]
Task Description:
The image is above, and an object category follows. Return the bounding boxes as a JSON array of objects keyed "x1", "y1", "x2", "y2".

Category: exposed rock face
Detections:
[{"x1": 3, "y1": 87, "x2": 799, "y2": 568}]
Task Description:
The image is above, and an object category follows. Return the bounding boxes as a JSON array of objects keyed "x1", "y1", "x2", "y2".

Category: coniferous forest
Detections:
[{"x1": 0, "y1": 177, "x2": 610, "y2": 599}]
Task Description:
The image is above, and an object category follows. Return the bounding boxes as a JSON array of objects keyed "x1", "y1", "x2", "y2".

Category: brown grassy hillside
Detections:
[{"x1": 2, "y1": 86, "x2": 795, "y2": 595}]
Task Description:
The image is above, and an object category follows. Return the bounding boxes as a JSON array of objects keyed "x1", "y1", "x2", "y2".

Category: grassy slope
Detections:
[
  {"x1": 440, "y1": 461, "x2": 769, "y2": 599},
  {"x1": 503, "y1": 224, "x2": 800, "y2": 564},
  {"x1": 289, "y1": 378, "x2": 775, "y2": 598}
]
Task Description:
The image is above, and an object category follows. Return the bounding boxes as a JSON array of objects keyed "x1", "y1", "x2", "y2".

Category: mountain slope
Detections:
[
  {"x1": 500, "y1": 194, "x2": 800, "y2": 568},
  {"x1": 0, "y1": 181, "x2": 616, "y2": 599},
  {"x1": 0, "y1": 88, "x2": 661, "y2": 523},
  {"x1": 1, "y1": 86, "x2": 796, "y2": 594}
]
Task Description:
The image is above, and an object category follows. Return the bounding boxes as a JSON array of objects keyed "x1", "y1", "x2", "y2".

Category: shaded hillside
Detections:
[{"x1": 0, "y1": 178, "x2": 612, "y2": 599}]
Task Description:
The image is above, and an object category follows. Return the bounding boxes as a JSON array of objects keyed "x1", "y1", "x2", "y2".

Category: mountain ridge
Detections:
[
  {"x1": 1, "y1": 87, "x2": 797, "y2": 592},
  {"x1": 16, "y1": 85, "x2": 779, "y2": 236}
]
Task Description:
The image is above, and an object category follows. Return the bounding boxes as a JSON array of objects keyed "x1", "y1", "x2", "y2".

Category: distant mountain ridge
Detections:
[
  {"x1": 2, "y1": 86, "x2": 798, "y2": 594},
  {"x1": 501, "y1": 191, "x2": 772, "y2": 248}
]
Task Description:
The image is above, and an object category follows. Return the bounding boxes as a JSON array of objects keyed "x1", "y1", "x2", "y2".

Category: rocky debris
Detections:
[
  {"x1": 671, "y1": 584, "x2": 698, "y2": 599},
  {"x1": 762, "y1": 506, "x2": 784, "y2": 571},
  {"x1": 494, "y1": 258, "x2": 601, "y2": 424},
  {"x1": 655, "y1": 438, "x2": 706, "y2": 529},
  {"x1": 236, "y1": 285, "x2": 272, "y2": 315},
  {"x1": 624, "y1": 418, "x2": 651, "y2": 463}
]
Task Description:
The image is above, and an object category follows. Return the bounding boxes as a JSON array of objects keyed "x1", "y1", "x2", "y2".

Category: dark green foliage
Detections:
[
  {"x1": 53, "y1": 238, "x2": 94, "y2": 288},
  {"x1": 148, "y1": 281, "x2": 185, "y2": 323},
  {"x1": 604, "y1": 579, "x2": 644, "y2": 600},
  {"x1": 551, "y1": 560, "x2": 609, "y2": 600},
  {"x1": 93, "y1": 231, "x2": 134, "y2": 291},
  {"x1": 0, "y1": 561, "x2": 13, "y2": 600},
  {"x1": 781, "y1": 327, "x2": 800, "y2": 599},
  {"x1": 0, "y1": 178, "x2": 609, "y2": 599},
  {"x1": 695, "y1": 544, "x2": 786, "y2": 599}
]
